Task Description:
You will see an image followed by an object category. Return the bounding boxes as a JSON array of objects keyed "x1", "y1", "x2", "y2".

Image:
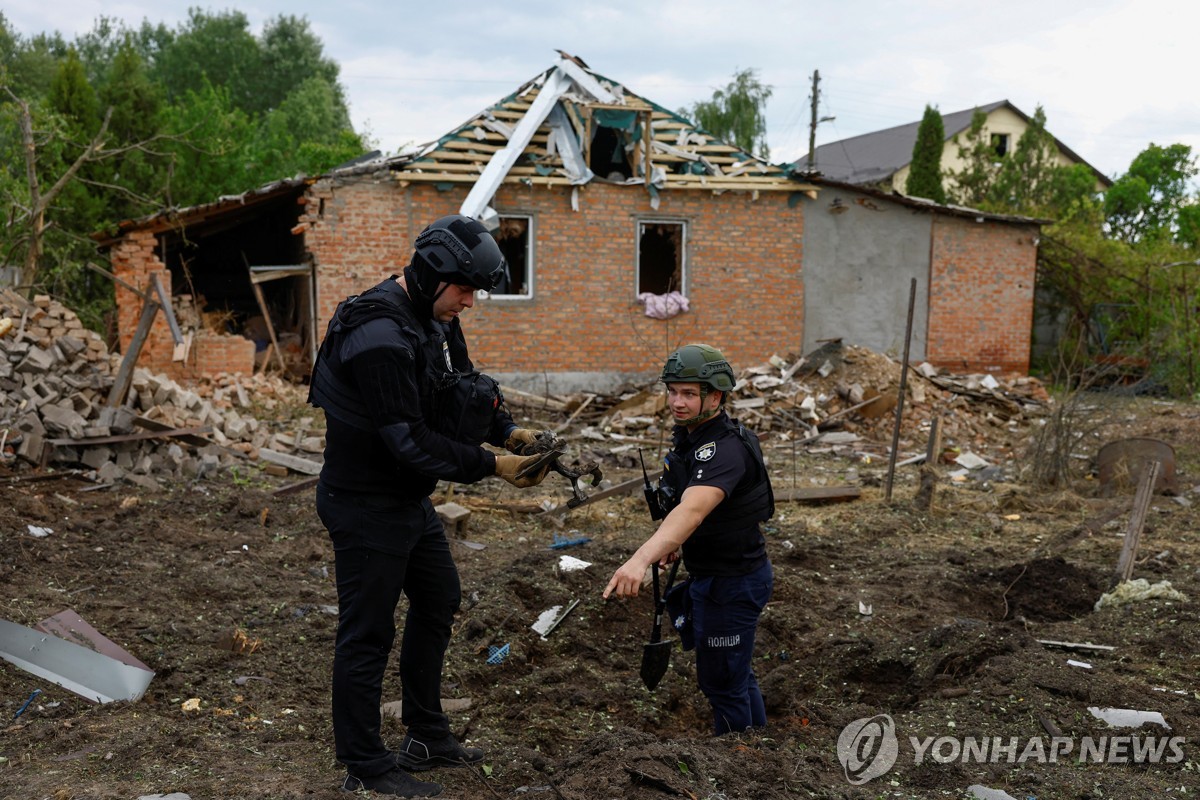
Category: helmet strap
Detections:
[
  {"x1": 403, "y1": 265, "x2": 436, "y2": 319},
  {"x1": 674, "y1": 386, "x2": 722, "y2": 427}
]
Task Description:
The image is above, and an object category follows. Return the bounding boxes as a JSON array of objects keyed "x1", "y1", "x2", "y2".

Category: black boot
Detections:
[
  {"x1": 341, "y1": 766, "x2": 443, "y2": 797},
  {"x1": 394, "y1": 734, "x2": 485, "y2": 771}
]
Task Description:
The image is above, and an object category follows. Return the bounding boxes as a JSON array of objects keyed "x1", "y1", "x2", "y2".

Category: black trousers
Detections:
[{"x1": 316, "y1": 483, "x2": 461, "y2": 777}]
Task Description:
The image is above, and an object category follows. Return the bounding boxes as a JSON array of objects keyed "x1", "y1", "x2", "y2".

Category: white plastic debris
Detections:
[
  {"x1": 558, "y1": 555, "x2": 591, "y2": 572},
  {"x1": 1067, "y1": 659, "x2": 1093, "y2": 670},
  {"x1": 858, "y1": 601, "x2": 873, "y2": 616},
  {"x1": 26, "y1": 525, "x2": 53, "y2": 538},
  {"x1": 967, "y1": 787, "x2": 1017, "y2": 800},
  {"x1": 953, "y1": 452, "x2": 990, "y2": 470},
  {"x1": 980, "y1": 374, "x2": 1000, "y2": 390},
  {"x1": 1088, "y1": 706, "x2": 1171, "y2": 730}
]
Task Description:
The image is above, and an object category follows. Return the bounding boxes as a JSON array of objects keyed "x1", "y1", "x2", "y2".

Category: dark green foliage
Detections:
[
  {"x1": 905, "y1": 104, "x2": 946, "y2": 203},
  {"x1": 0, "y1": 9, "x2": 368, "y2": 320},
  {"x1": 683, "y1": 67, "x2": 772, "y2": 159},
  {"x1": 1103, "y1": 143, "x2": 1198, "y2": 245}
]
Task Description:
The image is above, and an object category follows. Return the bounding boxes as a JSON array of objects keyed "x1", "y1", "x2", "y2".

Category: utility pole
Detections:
[
  {"x1": 806, "y1": 70, "x2": 834, "y2": 172},
  {"x1": 807, "y1": 70, "x2": 821, "y2": 171}
]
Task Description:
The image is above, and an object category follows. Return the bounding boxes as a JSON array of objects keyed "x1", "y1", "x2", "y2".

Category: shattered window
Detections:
[
  {"x1": 491, "y1": 215, "x2": 533, "y2": 298},
  {"x1": 588, "y1": 107, "x2": 645, "y2": 181},
  {"x1": 637, "y1": 220, "x2": 685, "y2": 296}
]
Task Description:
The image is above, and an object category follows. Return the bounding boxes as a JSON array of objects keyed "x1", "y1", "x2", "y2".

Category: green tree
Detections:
[
  {"x1": 251, "y1": 76, "x2": 364, "y2": 182},
  {"x1": 905, "y1": 104, "x2": 946, "y2": 203},
  {"x1": 684, "y1": 67, "x2": 772, "y2": 159},
  {"x1": 946, "y1": 108, "x2": 994, "y2": 208},
  {"x1": 151, "y1": 9, "x2": 261, "y2": 112},
  {"x1": 159, "y1": 78, "x2": 256, "y2": 206},
  {"x1": 1104, "y1": 143, "x2": 1199, "y2": 245},
  {"x1": 258, "y1": 16, "x2": 344, "y2": 115},
  {"x1": 47, "y1": 48, "x2": 99, "y2": 135}
]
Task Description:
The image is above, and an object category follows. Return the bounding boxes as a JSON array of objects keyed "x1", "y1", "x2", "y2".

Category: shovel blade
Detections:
[{"x1": 640, "y1": 638, "x2": 675, "y2": 691}]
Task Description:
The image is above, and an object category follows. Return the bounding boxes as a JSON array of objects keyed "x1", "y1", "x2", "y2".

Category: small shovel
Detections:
[{"x1": 639, "y1": 559, "x2": 681, "y2": 691}]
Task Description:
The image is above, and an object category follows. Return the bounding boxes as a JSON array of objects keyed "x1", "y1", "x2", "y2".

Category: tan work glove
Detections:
[
  {"x1": 504, "y1": 427, "x2": 543, "y2": 454},
  {"x1": 494, "y1": 453, "x2": 553, "y2": 488}
]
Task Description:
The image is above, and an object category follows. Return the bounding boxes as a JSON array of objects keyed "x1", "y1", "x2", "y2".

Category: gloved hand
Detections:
[
  {"x1": 504, "y1": 427, "x2": 544, "y2": 454},
  {"x1": 494, "y1": 453, "x2": 553, "y2": 488}
]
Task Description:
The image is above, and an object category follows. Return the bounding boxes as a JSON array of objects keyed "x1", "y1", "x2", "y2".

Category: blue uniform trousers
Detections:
[{"x1": 690, "y1": 559, "x2": 773, "y2": 735}]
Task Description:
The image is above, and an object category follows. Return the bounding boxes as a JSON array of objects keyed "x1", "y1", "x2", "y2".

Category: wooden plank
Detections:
[
  {"x1": 272, "y1": 475, "x2": 320, "y2": 496},
  {"x1": 1036, "y1": 639, "x2": 1116, "y2": 653},
  {"x1": 773, "y1": 486, "x2": 861, "y2": 504},
  {"x1": 541, "y1": 469, "x2": 664, "y2": 519},
  {"x1": 131, "y1": 416, "x2": 243, "y2": 454},
  {"x1": 49, "y1": 426, "x2": 211, "y2": 447},
  {"x1": 106, "y1": 289, "x2": 159, "y2": 408},
  {"x1": 151, "y1": 272, "x2": 183, "y2": 346},
  {"x1": 258, "y1": 448, "x2": 323, "y2": 475},
  {"x1": 247, "y1": 273, "x2": 287, "y2": 375},
  {"x1": 1115, "y1": 460, "x2": 1161, "y2": 583}
]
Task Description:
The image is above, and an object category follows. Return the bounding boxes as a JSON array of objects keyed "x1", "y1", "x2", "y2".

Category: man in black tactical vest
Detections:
[
  {"x1": 310, "y1": 214, "x2": 552, "y2": 796},
  {"x1": 603, "y1": 343, "x2": 775, "y2": 736}
]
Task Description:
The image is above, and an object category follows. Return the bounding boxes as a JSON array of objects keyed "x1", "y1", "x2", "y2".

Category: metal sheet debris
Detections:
[
  {"x1": 0, "y1": 619, "x2": 154, "y2": 703},
  {"x1": 530, "y1": 599, "x2": 580, "y2": 640},
  {"x1": 1087, "y1": 706, "x2": 1171, "y2": 730}
]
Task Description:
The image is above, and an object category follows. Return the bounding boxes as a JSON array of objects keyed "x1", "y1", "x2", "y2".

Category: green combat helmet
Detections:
[{"x1": 660, "y1": 343, "x2": 735, "y2": 425}]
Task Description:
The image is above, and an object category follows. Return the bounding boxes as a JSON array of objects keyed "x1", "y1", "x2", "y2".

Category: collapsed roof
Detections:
[{"x1": 374, "y1": 53, "x2": 811, "y2": 225}]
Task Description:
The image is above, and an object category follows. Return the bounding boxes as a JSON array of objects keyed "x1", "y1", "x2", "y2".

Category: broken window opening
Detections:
[
  {"x1": 637, "y1": 221, "x2": 685, "y2": 296},
  {"x1": 491, "y1": 215, "x2": 533, "y2": 298},
  {"x1": 587, "y1": 107, "x2": 646, "y2": 182},
  {"x1": 590, "y1": 126, "x2": 633, "y2": 181},
  {"x1": 991, "y1": 133, "x2": 1010, "y2": 158}
]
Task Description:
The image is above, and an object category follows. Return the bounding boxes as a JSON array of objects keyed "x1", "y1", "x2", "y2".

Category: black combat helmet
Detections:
[{"x1": 411, "y1": 214, "x2": 507, "y2": 296}]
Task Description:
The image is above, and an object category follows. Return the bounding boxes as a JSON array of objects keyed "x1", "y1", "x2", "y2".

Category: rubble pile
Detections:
[
  {"x1": 2, "y1": 286, "x2": 1055, "y2": 490},
  {"x1": 591, "y1": 341, "x2": 1054, "y2": 468},
  {"x1": 1, "y1": 291, "x2": 325, "y2": 488}
]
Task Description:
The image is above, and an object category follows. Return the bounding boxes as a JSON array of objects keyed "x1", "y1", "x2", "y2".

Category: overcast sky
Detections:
[{"x1": 6, "y1": 0, "x2": 1198, "y2": 181}]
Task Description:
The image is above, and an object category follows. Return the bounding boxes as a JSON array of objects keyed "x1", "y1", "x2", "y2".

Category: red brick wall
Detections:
[
  {"x1": 302, "y1": 178, "x2": 806, "y2": 376},
  {"x1": 110, "y1": 230, "x2": 256, "y2": 380},
  {"x1": 927, "y1": 215, "x2": 1038, "y2": 373},
  {"x1": 113, "y1": 177, "x2": 1039, "y2": 381}
]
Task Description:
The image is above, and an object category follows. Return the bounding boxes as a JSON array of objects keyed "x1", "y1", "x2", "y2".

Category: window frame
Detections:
[
  {"x1": 486, "y1": 213, "x2": 535, "y2": 300},
  {"x1": 635, "y1": 218, "x2": 688, "y2": 297}
]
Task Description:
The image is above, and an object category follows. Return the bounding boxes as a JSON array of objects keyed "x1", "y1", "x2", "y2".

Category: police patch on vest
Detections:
[{"x1": 695, "y1": 441, "x2": 717, "y2": 461}]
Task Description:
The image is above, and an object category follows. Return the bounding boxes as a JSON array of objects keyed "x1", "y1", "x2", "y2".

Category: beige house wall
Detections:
[{"x1": 891, "y1": 106, "x2": 1105, "y2": 195}]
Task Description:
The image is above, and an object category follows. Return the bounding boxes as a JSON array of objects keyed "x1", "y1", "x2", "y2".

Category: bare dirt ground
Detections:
[{"x1": 1, "y1": 391, "x2": 1198, "y2": 800}]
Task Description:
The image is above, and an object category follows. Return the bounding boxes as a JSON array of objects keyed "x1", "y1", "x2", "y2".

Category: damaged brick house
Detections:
[{"x1": 95, "y1": 55, "x2": 1043, "y2": 394}]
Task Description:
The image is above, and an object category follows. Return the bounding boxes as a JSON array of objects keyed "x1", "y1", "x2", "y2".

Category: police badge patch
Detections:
[{"x1": 695, "y1": 441, "x2": 717, "y2": 461}]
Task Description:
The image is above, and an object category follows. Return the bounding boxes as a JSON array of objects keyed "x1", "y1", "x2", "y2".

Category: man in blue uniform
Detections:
[
  {"x1": 310, "y1": 214, "x2": 552, "y2": 797},
  {"x1": 603, "y1": 343, "x2": 774, "y2": 735}
]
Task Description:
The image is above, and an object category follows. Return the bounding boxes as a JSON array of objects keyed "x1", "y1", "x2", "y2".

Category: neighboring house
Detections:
[
  {"x1": 95, "y1": 58, "x2": 1044, "y2": 395},
  {"x1": 805, "y1": 100, "x2": 1111, "y2": 198}
]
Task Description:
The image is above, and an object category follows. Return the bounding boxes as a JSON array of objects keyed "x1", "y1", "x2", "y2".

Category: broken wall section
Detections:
[{"x1": 109, "y1": 230, "x2": 257, "y2": 379}]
